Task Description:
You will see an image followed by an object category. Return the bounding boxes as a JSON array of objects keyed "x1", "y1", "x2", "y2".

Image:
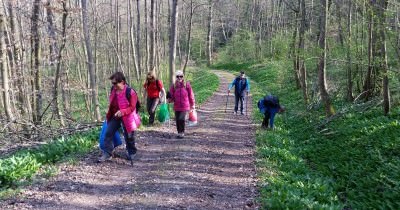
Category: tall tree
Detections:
[
  {"x1": 346, "y1": 1, "x2": 354, "y2": 101},
  {"x1": 149, "y1": 0, "x2": 155, "y2": 72},
  {"x1": 7, "y1": 0, "x2": 30, "y2": 120},
  {"x1": 375, "y1": 0, "x2": 390, "y2": 114},
  {"x1": 298, "y1": 0, "x2": 308, "y2": 103},
  {"x1": 206, "y1": 0, "x2": 213, "y2": 66},
  {"x1": 52, "y1": 1, "x2": 68, "y2": 126},
  {"x1": 81, "y1": 0, "x2": 101, "y2": 122},
  {"x1": 0, "y1": 6, "x2": 14, "y2": 122},
  {"x1": 31, "y1": 0, "x2": 42, "y2": 124},
  {"x1": 169, "y1": 0, "x2": 178, "y2": 86},
  {"x1": 136, "y1": 0, "x2": 142, "y2": 77},
  {"x1": 318, "y1": 0, "x2": 334, "y2": 117}
]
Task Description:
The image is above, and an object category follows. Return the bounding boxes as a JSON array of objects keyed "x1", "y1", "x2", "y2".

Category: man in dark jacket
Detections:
[
  {"x1": 228, "y1": 71, "x2": 250, "y2": 115},
  {"x1": 258, "y1": 94, "x2": 284, "y2": 129}
]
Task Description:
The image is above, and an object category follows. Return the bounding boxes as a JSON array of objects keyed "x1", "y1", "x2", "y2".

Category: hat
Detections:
[{"x1": 175, "y1": 70, "x2": 184, "y2": 76}]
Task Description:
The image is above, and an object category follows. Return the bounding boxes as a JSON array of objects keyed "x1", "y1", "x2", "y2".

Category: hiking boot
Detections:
[
  {"x1": 127, "y1": 152, "x2": 137, "y2": 161},
  {"x1": 241, "y1": 112, "x2": 244, "y2": 115},
  {"x1": 177, "y1": 133, "x2": 184, "y2": 139},
  {"x1": 98, "y1": 152, "x2": 112, "y2": 162}
]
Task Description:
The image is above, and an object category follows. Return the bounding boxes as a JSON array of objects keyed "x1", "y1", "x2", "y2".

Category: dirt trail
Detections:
[{"x1": 2, "y1": 71, "x2": 258, "y2": 210}]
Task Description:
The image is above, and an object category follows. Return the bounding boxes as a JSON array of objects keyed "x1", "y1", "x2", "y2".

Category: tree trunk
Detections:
[
  {"x1": 7, "y1": 0, "x2": 29, "y2": 121},
  {"x1": 136, "y1": 0, "x2": 142, "y2": 78},
  {"x1": 299, "y1": 0, "x2": 308, "y2": 103},
  {"x1": 52, "y1": 1, "x2": 68, "y2": 126},
  {"x1": 375, "y1": 0, "x2": 390, "y2": 114},
  {"x1": 346, "y1": 1, "x2": 353, "y2": 101},
  {"x1": 169, "y1": 0, "x2": 178, "y2": 86},
  {"x1": 149, "y1": 0, "x2": 155, "y2": 72},
  {"x1": 129, "y1": 0, "x2": 140, "y2": 81},
  {"x1": 182, "y1": 0, "x2": 193, "y2": 74},
  {"x1": 0, "y1": 8, "x2": 14, "y2": 122},
  {"x1": 144, "y1": 0, "x2": 149, "y2": 73},
  {"x1": 291, "y1": 12, "x2": 301, "y2": 89},
  {"x1": 335, "y1": 0, "x2": 344, "y2": 46},
  {"x1": 81, "y1": 0, "x2": 101, "y2": 122},
  {"x1": 363, "y1": 2, "x2": 374, "y2": 100},
  {"x1": 206, "y1": 0, "x2": 213, "y2": 67},
  {"x1": 31, "y1": 0, "x2": 42, "y2": 125},
  {"x1": 318, "y1": 0, "x2": 334, "y2": 117}
]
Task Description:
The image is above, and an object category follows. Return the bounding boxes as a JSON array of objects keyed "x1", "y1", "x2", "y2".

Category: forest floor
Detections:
[{"x1": 1, "y1": 71, "x2": 259, "y2": 210}]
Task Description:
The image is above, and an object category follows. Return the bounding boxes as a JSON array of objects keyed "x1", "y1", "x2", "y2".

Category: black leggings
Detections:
[
  {"x1": 147, "y1": 97, "x2": 160, "y2": 124},
  {"x1": 104, "y1": 118, "x2": 137, "y2": 155},
  {"x1": 175, "y1": 111, "x2": 187, "y2": 133}
]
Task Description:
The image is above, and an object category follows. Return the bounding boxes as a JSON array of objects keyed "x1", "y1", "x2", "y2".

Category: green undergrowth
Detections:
[
  {"x1": 213, "y1": 61, "x2": 400, "y2": 209},
  {"x1": 0, "y1": 129, "x2": 99, "y2": 198}
]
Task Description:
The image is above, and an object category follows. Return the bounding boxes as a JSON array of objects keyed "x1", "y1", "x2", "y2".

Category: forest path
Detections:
[{"x1": 2, "y1": 71, "x2": 258, "y2": 210}]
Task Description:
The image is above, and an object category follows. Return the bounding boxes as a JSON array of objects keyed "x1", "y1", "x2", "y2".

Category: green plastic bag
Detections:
[{"x1": 158, "y1": 103, "x2": 169, "y2": 123}]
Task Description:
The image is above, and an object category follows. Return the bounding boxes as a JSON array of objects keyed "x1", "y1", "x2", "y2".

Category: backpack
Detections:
[
  {"x1": 264, "y1": 95, "x2": 279, "y2": 107},
  {"x1": 111, "y1": 85, "x2": 141, "y2": 113}
]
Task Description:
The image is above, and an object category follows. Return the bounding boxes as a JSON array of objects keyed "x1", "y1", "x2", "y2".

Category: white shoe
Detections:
[{"x1": 98, "y1": 152, "x2": 112, "y2": 162}]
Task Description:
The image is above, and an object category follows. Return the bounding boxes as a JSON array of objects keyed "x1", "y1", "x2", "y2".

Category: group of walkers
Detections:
[
  {"x1": 98, "y1": 70, "x2": 195, "y2": 162},
  {"x1": 98, "y1": 70, "x2": 283, "y2": 163}
]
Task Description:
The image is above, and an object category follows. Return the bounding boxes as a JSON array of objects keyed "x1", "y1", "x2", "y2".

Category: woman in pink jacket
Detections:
[
  {"x1": 168, "y1": 70, "x2": 195, "y2": 139},
  {"x1": 98, "y1": 72, "x2": 141, "y2": 162}
]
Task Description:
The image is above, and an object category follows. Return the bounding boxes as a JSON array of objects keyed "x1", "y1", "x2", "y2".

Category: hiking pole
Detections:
[
  {"x1": 246, "y1": 92, "x2": 248, "y2": 116},
  {"x1": 225, "y1": 92, "x2": 229, "y2": 113}
]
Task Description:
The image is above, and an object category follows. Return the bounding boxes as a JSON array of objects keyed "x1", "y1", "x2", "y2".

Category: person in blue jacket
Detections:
[
  {"x1": 228, "y1": 71, "x2": 250, "y2": 115},
  {"x1": 258, "y1": 94, "x2": 284, "y2": 129}
]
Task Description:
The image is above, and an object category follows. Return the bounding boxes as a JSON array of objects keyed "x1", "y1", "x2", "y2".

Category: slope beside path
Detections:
[{"x1": 2, "y1": 71, "x2": 258, "y2": 210}]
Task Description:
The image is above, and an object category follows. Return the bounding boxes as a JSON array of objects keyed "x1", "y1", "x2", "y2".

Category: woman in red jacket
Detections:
[
  {"x1": 168, "y1": 70, "x2": 195, "y2": 138},
  {"x1": 98, "y1": 72, "x2": 141, "y2": 162},
  {"x1": 143, "y1": 71, "x2": 166, "y2": 125}
]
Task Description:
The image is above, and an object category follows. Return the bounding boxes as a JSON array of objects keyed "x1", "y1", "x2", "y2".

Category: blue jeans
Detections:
[
  {"x1": 104, "y1": 118, "x2": 137, "y2": 155},
  {"x1": 262, "y1": 107, "x2": 280, "y2": 128}
]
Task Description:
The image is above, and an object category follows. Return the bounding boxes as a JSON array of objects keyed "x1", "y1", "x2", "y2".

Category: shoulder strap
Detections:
[
  {"x1": 156, "y1": 79, "x2": 160, "y2": 91},
  {"x1": 125, "y1": 86, "x2": 132, "y2": 101}
]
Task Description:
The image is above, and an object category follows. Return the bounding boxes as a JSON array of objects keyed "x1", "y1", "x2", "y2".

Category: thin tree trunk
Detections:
[
  {"x1": 376, "y1": 0, "x2": 390, "y2": 114},
  {"x1": 149, "y1": 0, "x2": 155, "y2": 72},
  {"x1": 81, "y1": 0, "x2": 101, "y2": 122},
  {"x1": 0, "y1": 8, "x2": 14, "y2": 122},
  {"x1": 336, "y1": 0, "x2": 344, "y2": 46},
  {"x1": 129, "y1": 0, "x2": 140, "y2": 81},
  {"x1": 7, "y1": 0, "x2": 28, "y2": 121},
  {"x1": 136, "y1": 0, "x2": 142, "y2": 77},
  {"x1": 144, "y1": 0, "x2": 149, "y2": 73},
  {"x1": 318, "y1": 0, "x2": 334, "y2": 117},
  {"x1": 169, "y1": 0, "x2": 178, "y2": 86},
  {"x1": 299, "y1": 0, "x2": 308, "y2": 103},
  {"x1": 206, "y1": 0, "x2": 213, "y2": 67},
  {"x1": 52, "y1": 1, "x2": 68, "y2": 126},
  {"x1": 31, "y1": 0, "x2": 41, "y2": 125},
  {"x1": 182, "y1": 0, "x2": 193, "y2": 74},
  {"x1": 363, "y1": 2, "x2": 374, "y2": 99},
  {"x1": 346, "y1": 1, "x2": 353, "y2": 101}
]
